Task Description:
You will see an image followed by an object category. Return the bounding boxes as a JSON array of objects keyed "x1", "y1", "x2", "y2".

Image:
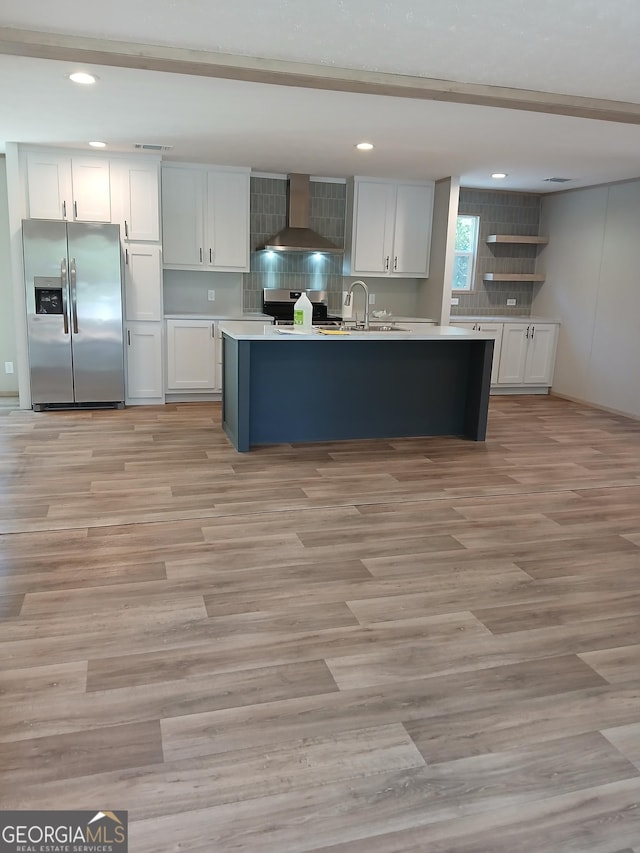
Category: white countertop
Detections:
[
  {"x1": 337, "y1": 314, "x2": 437, "y2": 323},
  {"x1": 451, "y1": 315, "x2": 562, "y2": 324},
  {"x1": 219, "y1": 321, "x2": 496, "y2": 341},
  {"x1": 164, "y1": 312, "x2": 270, "y2": 321}
]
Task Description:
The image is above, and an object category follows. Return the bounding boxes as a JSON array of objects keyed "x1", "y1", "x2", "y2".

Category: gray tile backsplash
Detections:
[
  {"x1": 245, "y1": 180, "x2": 543, "y2": 318},
  {"x1": 452, "y1": 188, "x2": 542, "y2": 318},
  {"x1": 163, "y1": 270, "x2": 243, "y2": 315},
  {"x1": 243, "y1": 177, "x2": 346, "y2": 314}
]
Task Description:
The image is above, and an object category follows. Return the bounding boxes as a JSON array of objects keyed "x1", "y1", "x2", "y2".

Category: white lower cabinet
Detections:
[
  {"x1": 451, "y1": 319, "x2": 558, "y2": 390},
  {"x1": 497, "y1": 323, "x2": 558, "y2": 386},
  {"x1": 166, "y1": 319, "x2": 218, "y2": 391},
  {"x1": 451, "y1": 322, "x2": 503, "y2": 385},
  {"x1": 125, "y1": 322, "x2": 164, "y2": 401}
]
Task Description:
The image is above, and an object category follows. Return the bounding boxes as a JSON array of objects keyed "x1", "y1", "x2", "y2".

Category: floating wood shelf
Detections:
[
  {"x1": 483, "y1": 273, "x2": 546, "y2": 282},
  {"x1": 486, "y1": 235, "x2": 549, "y2": 245}
]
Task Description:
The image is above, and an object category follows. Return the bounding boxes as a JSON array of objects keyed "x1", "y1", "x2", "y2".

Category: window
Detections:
[{"x1": 452, "y1": 215, "x2": 479, "y2": 291}]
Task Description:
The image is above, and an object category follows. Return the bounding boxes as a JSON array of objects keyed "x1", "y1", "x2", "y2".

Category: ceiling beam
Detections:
[{"x1": 3, "y1": 26, "x2": 640, "y2": 125}]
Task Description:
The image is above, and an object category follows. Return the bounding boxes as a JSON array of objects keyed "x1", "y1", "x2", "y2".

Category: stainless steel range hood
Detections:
[{"x1": 259, "y1": 174, "x2": 343, "y2": 253}]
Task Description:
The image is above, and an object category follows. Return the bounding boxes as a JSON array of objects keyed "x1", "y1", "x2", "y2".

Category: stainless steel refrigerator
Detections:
[{"x1": 22, "y1": 220, "x2": 125, "y2": 410}]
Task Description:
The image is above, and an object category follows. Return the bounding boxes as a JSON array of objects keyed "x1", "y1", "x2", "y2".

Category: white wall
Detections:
[
  {"x1": 0, "y1": 158, "x2": 18, "y2": 395},
  {"x1": 535, "y1": 179, "x2": 640, "y2": 418},
  {"x1": 417, "y1": 176, "x2": 459, "y2": 324}
]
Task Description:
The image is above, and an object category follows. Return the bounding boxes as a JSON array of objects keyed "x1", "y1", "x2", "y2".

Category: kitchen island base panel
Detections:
[{"x1": 222, "y1": 337, "x2": 493, "y2": 452}]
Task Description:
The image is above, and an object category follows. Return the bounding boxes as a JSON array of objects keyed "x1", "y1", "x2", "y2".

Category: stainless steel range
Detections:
[{"x1": 262, "y1": 289, "x2": 341, "y2": 326}]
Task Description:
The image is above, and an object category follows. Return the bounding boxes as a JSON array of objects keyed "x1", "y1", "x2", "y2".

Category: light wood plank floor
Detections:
[{"x1": 2, "y1": 396, "x2": 640, "y2": 852}]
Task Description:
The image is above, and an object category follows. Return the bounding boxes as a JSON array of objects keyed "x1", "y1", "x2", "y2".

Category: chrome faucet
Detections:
[{"x1": 344, "y1": 280, "x2": 370, "y2": 330}]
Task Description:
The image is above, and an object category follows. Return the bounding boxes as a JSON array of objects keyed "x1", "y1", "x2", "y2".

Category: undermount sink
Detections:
[
  {"x1": 370, "y1": 325, "x2": 409, "y2": 332},
  {"x1": 314, "y1": 323, "x2": 411, "y2": 333},
  {"x1": 349, "y1": 324, "x2": 410, "y2": 333},
  {"x1": 314, "y1": 322, "x2": 411, "y2": 335}
]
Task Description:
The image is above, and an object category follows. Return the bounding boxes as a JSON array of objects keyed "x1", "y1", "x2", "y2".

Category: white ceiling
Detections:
[{"x1": 2, "y1": 0, "x2": 640, "y2": 192}]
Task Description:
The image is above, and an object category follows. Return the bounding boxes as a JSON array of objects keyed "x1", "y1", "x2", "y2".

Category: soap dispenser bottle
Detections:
[{"x1": 293, "y1": 292, "x2": 313, "y2": 332}]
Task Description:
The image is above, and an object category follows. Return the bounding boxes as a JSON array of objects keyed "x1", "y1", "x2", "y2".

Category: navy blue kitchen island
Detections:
[{"x1": 220, "y1": 323, "x2": 494, "y2": 452}]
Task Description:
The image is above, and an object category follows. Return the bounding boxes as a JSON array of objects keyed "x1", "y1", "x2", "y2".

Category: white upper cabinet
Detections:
[
  {"x1": 26, "y1": 151, "x2": 111, "y2": 222},
  {"x1": 348, "y1": 178, "x2": 434, "y2": 277},
  {"x1": 71, "y1": 159, "x2": 111, "y2": 222},
  {"x1": 161, "y1": 166, "x2": 205, "y2": 266},
  {"x1": 111, "y1": 159, "x2": 160, "y2": 242},
  {"x1": 205, "y1": 169, "x2": 250, "y2": 270},
  {"x1": 351, "y1": 181, "x2": 395, "y2": 274},
  {"x1": 161, "y1": 164, "x2": 250, "y2": 271},
  {"x1": 393, "y1": 183, "x2": 435, "y2": 275}
]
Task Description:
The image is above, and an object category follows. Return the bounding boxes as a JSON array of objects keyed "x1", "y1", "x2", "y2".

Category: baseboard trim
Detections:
[
  {"x1": 490, "y1": 386, "x2": 550, "y2": 396},
  {"x1": 550, "y1": 391, "x2": 640, "y2": 422},
  {"x1": 165, "y1": 392, "x2": 222, "y2": 403}
]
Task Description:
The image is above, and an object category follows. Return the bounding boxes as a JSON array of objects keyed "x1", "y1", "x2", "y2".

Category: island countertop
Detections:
[
  {"x1": 219, "y1": 321, "x2": 496, "y2": 341},
  {"x1": 221, "y1": 322, "x2": 494, "y2": 451}
]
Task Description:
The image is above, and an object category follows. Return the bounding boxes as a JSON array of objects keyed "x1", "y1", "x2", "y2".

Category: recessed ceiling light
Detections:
[
  {"x1": 89, "y1": 141, "x2": 106, "y2": 148},
  {"x1": 356, "y1": 142, "x2": 374, "y2": 151},
  {"x1": 69, "y1": 72, "x2": 97, "y2": 85},
  {"x1": 491, "y1": 172, "x2": 508, "y2": 179}
]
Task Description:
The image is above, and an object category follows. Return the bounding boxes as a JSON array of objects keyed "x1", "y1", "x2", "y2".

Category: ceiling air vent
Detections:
[
  {"x1": 543, "y1": 177, "x2": 573, "y2": 183},
  {"x1": 134, "y1": 143, "x2": 174, "y2": 152}
]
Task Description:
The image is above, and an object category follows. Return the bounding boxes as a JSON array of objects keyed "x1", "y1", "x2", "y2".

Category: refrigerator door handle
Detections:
[
  {"x1": 70, "y1": 258, "x2": 79, "y2": 334},
  {"x1": 60, "y1": 258, "x2": 69, "y2": 335}
]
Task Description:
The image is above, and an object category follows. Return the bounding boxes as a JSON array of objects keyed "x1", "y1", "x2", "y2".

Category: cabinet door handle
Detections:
[
  {"x1": 384, "y1": 255, "x2": 390, "y2": 270},
  {"x1": 73, "y1": 200, "x2": 78, "y2": 220},
  {"x1": 124, "y1": 220, "x2": 129, "y2": 238},
  {"x1": 127, "y1": 330, "x2": 131, "y2": 346},
  {"x1": 62, "y1": 200, "x2": 67, "y2": 220},
  {"x1": 211, "y1": 323, "x2": 215, "y2": 338},
  {"x1": 199, "y1": 248, "x2": 203, "y2": 263},
  {"x1": 525, "y1": 325, "x2": 530, "y2": 339},
  {"x1": 531, "y1": 325, "x2": 535, "y2": 339},
  {"x1": 394, "y1": 256, "x2": 398, "y2": 271},
  {"x1": 125, "y1": 248, "x2": 129, "y2": 266},
  {"x1": 209, "y1": 248, "x2": 212, "y2": 263}
]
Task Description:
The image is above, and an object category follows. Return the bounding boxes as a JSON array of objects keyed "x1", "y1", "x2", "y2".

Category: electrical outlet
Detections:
[
  {"x1": 4, "y1": 361, "x2": 14, "y2": 374},
  {"x1": 207, "y1": 290, "x2": 216, "y2": 301},
  {"x1": 451, "y1": 297, "x2": 459, "y2": 306},
  {"x1": 368, "y1": 293, "x2": 376, "y2": 305},
  {"x1": 506, "y1": 298, "x2": 517, "y2": 306}
]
